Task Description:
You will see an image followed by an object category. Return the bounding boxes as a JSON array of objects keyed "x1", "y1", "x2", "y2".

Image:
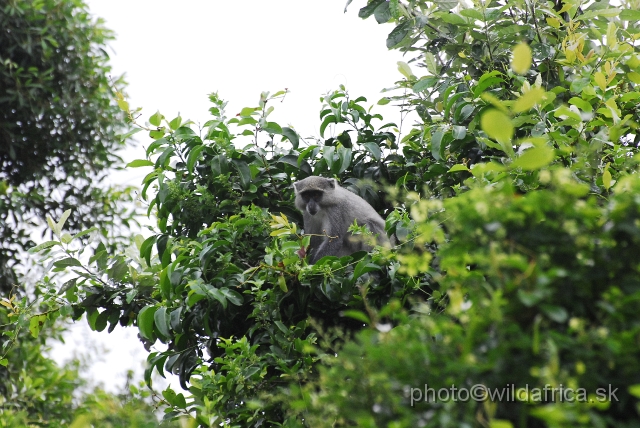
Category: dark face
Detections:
[{"x1": 301, "y1": 190, "x2": 323, "y2": 215}]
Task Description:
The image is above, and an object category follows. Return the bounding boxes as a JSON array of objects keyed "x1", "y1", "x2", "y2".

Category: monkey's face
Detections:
[{"x1": 300, "y1": 190, "x2": 323, "y2": 216}]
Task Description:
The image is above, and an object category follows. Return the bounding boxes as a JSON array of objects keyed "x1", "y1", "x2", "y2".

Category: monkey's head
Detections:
[{"x1": 293, "y1": 176, "x2": 337, "y2": 216}]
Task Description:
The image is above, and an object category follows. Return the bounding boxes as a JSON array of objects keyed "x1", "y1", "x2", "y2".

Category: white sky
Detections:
[{"x1": 49, "y1": 0, "x2": 408, "y2": 393}]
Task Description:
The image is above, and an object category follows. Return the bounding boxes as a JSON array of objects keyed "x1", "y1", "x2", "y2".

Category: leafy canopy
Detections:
[{"x1": 10, "y1": 0, "x2": 640, "y2": 426}]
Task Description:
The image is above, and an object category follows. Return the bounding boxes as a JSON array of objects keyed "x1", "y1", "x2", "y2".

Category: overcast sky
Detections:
[{"x1": 49, "y1": 0, "x2": 407, "y2": 392}]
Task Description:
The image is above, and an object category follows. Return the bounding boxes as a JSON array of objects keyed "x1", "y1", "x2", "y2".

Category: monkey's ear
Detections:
[
  {"x1": 293, "y1": 181, "x2": 300, "y2": 192},
  {"x1": 327, "y1": 178, "x2": 336, "y2": 188}
]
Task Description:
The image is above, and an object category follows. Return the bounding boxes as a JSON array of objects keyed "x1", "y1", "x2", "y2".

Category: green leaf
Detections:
[
  {"x1": 232, "y1": 160, "x2": 252, "y2": 188},
  {"x1": 459, "y1": 8, "x2": 483, "y2": 20},
  {"x1": 568, "y1": 97, "x2": 593, "y2": 113},
  {"x1": 553, "y1": 105, "x2": 582, "y2": 123},
  {"x1": 452, "y1": 125, "x2": 467, "y2": 140},
  {"x1": 56, "y1": 209, "x2": 71, "y2": 234},
  {"x1": 0, "y1": 358, "x2": 7, "y2": 367},
  {"x1": 434, "y1": 0, "x2": 458, "y2": 10},
  {"x1": 274, "y1": 320, "x2": 289, "y2": 334},
  {"x1": 169, "y1": 116, "x2": 182, "y2": 130},
  {"x1": 424, "y1": 52, "x2": 438, "y2": 75},
  {"x1": 149, "y1": 111, "x2": 164, "y2": 127},
  {"x1": 490, "y1": 421, "x2": 514, "y2": 428},
  {"x1": 337, "y1": 147, "x2": 352, "y2": 173},
  {"x1": 358, "y1": 0, "x2": 385, "y2": 18},
  {"x1": 603, "y1": 163, "x2": 612, "y2": 191},
  {"x1": 511, "y1": 145, "x2": 554, "y2": 171},
  {"x1": 342, "y1": 310, "x2": 370, "y2": 324},
  {"x1": 594, "y1": 72, "x2": 607, "y2": 91},
  {"x1": 389, "y1": 0, "x2": 401, "y2": 18},
  {"x1": 281, "y1": 127, "x2": 299, "y2": 149},
  {"x1": 29, "y1": 314, "x2": 47, "y2": 338},
  {"x1": 323, "y1": 146, "x2": 336, "y2": 170},
  {"x1": 154, "y1": 307, "x2": 172, "y2": 339},
  {"x1": 576, "y1": 8, "x2": 620, "y2": 21},
  {"x1": 187, "y1": 145, "x2": 205, "y2": 173},
  {"x1": 386, "y1": 21, "x2": 411, "y2": 49},
  {"x1": 220, "y1": 288, "x2": 243, "y2": 306},
  {"x1": 620, "y1": 9, "x2": 640, "y2": 21},
  {"x1": 512, "y1": 88, "x2": 545, "y2": 113},
  {"x1": 439, "y1": 11, "x2": 467, "y2": 25},
  {"x1": 448, "y1": 164, "x2": 470, "y2": 172},
  {"x1": 364, "y1": 142, "x2": 381, "y2": 161},
  {"x1": 28, "y1": 240, "x2": 61, "y2": 253},
  {"x1": 277, "y1": 275, "x2": 288, "y2": 292},
  {"x1": 263, "y1": 121, "x2": 283, "y2": 134},
  {"x1": 397, "y1": 61, "x2": 414, "y2": 79},
  {"x1": 377, "y1": 97, "x2": 391, "y2": 105},
  {"x1": 511, "y1": 42, "x2": 532, "y2": 75},
  {"x1": 138, "y1": 305, "x2": 158, "y2": 341},
  {"x1": 374, "y1": 0, "x2": 391, "y2": 23},
  {"x1": 542, "y1": 305, "x2": 568, "y2": 323},
  {"x1": 628, "y1": 384, "x2": 640, "y2": 398},
  {"x1": 320, "y1": 114, "x2": 338, "y2": 137},
  {"x1": 413, "y1": 77, "x2": 438, "y2": 93},
  {"x1": 431, "y1": 129, "x2": 445, "y2": 161},
  {"x1": 140, "y1": 235, "x2": 156, "y2": 266},
  {"x1": 117, "y1": 99, "x2": 129, "y2": 111},
  {"x1": 126, "y1": 159, "x2": 154, "y2": 168},
  {"x1": 108, "y1": 257, "x2": 128, "y2": 281},
  {"x1": 53, "y1": 257, "x2": 82, "y2": 268},
  {"x1": 72, "y1": 227, "x2": 98, "y2": 242},
  {"x1": 628, "y1": 72, "x2": 640, "y2": 84},
  {"x1": 481, "y1": 109, "x2": 513, "y2": 146}
]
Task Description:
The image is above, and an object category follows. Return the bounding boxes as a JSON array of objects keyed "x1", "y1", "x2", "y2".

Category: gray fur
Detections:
[{"x1": 293, "y1": 176, "x2": 388, "y2": 264}]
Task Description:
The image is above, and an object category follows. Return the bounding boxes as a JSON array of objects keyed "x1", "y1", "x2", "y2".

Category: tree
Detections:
[
  {"x1": 17, "y1": 0, "x2": 640, "y2": 426},
  {"x1": 0, "y1": 0, "x2": 147, "y2": 424},
  {"x1": 0, "y1": 0, "x2": 135, "y2": 292}
]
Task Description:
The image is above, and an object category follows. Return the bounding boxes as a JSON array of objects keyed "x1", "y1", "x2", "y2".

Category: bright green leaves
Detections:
[
  {"x1": 594, "y1": 71, "x2": 607, "y2": 92},
  {"x1": 149, "y1": 111, "x2": 164, "y2": 127},
  {"x1": 46, "y1": 209, "x2": 71, "y2": 239},
  {"x1": 115, "y1": 90, "x2": 130, "y2": 114},
  {"x1": 481, "y1": 109, "x2": 514, "y2": 152},
  {"x1": 126, "y1": 159, "x2": 154, "y2": 168},
  {"x1": 511, "y1": 144, "x2": 554, "y2": 171},
  {"x1": 512, "y1": 88, "x2": 546, "y2": 113},
  {"x1": 28, "y1": 314, "x2": 47, "y2": 338},
  {"x1": 511, "y1": 42, "x2": 532, "y2": 75},
  {"x1": 397, "y1": 61, "x2": 415, "y2": 79},
  {"x1": 602, "y1": 162, "x2": 613, "y2": 191}
]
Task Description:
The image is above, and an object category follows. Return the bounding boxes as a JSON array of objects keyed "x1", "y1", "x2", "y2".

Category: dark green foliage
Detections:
[{"x1": 0, "y1": 0, "x2": 130, "y2": 291}]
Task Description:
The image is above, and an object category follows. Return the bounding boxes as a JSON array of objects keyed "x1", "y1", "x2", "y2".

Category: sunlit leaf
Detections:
[
  {"x1": 397, "y1": 61, "x2": 414, "y2": 79},
  {"x1": 425, "y1": 53, "x2": 438, "y2": 75},
  {"x1": 53, "y1": 257, "x2": 82, "y2": 268},
  {"x1": 594, "y1": 72, "x2": 607, "y2": 91},
  {"x1": 481, "y1": 109, "x2": 513, "y2": 145},
  {"x1": 29, "y1": 314, "x2": 47, "y2": 338},
  {"x1": 127, "y1": 159, "x2": 154, "y2": 168},
  {"x1": 512, "y1": 87, "x2": 545, "y2": 113},
  {"x1": 511, "y1": 145, "x2": 554, "y2": 171},
  {"x1": 511, "y1": 42, "x2": 532, "y2": 75},
  {"x1": 449, "y1": 164, "x2": 470, "y2": 173},
  {"x1": 149, "y1": 111, "x2": 164, "y2": 126},
  {"x1": 603, "y1": 163, "x2": 612, "y2": 190}
]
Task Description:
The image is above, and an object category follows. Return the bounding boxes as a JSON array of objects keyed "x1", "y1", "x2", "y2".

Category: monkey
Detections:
[{"x1": 293, "y1": 176, "x2": 389, "y2": 264}]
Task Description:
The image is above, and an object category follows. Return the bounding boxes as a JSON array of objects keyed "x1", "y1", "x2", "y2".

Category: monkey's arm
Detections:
[{"x1": 309, "y1": 231, "x2": 344, "y2": 264}]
